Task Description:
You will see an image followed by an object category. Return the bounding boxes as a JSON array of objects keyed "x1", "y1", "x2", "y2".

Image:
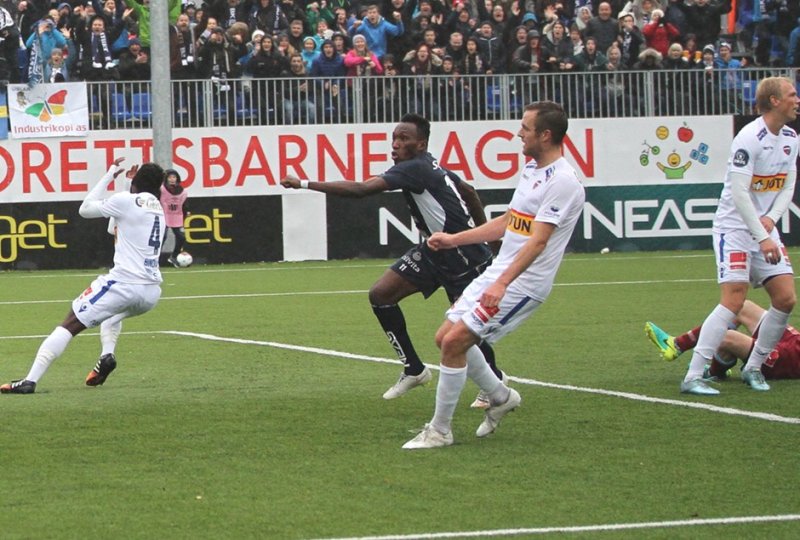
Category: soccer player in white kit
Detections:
[
  {"x1": 680, "y1": 76, "x2": 800, "y2": 396},
  {"x1": 1, "y1": 158, "x2": 166, "y2": 394},
  {"x1": 403, "y1": 101, "x2": 585, "y2": 449}
]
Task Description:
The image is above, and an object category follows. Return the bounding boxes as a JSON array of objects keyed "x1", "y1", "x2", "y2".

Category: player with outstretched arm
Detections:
[
  {"x1": 281, "y1": 113, "x2": 504, "y2": 407},
  {"x1": 1, "y1": 158, "x2": 166, "y2": 394}
]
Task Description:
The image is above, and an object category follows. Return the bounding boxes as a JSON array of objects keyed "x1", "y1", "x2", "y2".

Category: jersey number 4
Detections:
[{"x1": 148, "y1": 216, "x2": 161, "y2": 255}]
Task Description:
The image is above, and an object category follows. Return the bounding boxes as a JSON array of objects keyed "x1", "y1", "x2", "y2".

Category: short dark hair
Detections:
[
  {"x1": 525, "y1": 101, "x2": 568, "y2": 144},
  {"x1": 132, "y1": 163, "x2": 165, "y2": 199},
  {"x1": 399, "y1": 113, "x2": 431, "y2": 142}
]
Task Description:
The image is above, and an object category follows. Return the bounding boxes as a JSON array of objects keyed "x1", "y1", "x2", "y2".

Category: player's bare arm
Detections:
[
  {"x1": 280, "y1": 175, "x2": 390, "y2": 197},
  {"x1": 428, "y1": 212, "x2": 509, "y2": 251},
  {"x1": 480, "y1": 222, "x2": 556, "y2": 309},
  {"x1": 454, "y1": 179, "x2": 487, "y2": 226}
]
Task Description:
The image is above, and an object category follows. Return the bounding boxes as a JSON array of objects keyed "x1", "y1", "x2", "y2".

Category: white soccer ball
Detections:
[
  {"x1": 175, "y1": 252, "x2": 193, "y2": 268},
  {"x1": 600, "y1": 247, "x2": 610, "y2": 254}
]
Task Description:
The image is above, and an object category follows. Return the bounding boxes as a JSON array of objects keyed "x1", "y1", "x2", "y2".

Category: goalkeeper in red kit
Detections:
[{"x1": 646, "y1": 299, "x2": 800, "y2": 381}]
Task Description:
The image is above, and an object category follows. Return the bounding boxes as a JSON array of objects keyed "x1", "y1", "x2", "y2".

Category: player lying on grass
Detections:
[
  {"x1": 645, "y1": 299, "x2": 800, "y2": 382},
  {"x1": 1, "y1": 158, "x2": 166, "y2": 394}
]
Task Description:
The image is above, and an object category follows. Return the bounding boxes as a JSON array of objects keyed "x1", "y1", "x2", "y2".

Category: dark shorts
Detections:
[{"x1": 390, "y1": 244, "x2": 492, "y2": 303}]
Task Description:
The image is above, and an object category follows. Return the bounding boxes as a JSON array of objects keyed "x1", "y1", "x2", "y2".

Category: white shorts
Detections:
[
  {"x1": 72, "y1": 275, "x2": 161, "y2": 328},
  {"x1": 447, "y1": 273, "x2": 542, "y2": 344},
  {"x1": 713, "y1": 229, "x2": 793, "y2": 287}
]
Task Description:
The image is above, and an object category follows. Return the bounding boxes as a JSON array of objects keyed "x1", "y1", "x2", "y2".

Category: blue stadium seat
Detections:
[
  {"x1": 131, "y1": 92, "x2": 152, "y2": 122},
  {"x1": 109, "y1": 93, "x2": 133, "y2": 124},
  {"x1": 235, "y1": 92, "x2": 257, "y2": 121},
  {"x1": 741, "y1": 79, "x2": 757, "y2": 107}
]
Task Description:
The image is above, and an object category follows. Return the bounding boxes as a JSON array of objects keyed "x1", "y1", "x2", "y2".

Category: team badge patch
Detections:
[
  {"x1": 732, "y1": 149, "x2": 749, "y2": 167},
  {"x1": 729, "y1": 251, "x2": 747, "y2": 270},
  {"x1": 472, "y1": 304, "x2": 499, "y2": 324},
  {"x1": 784, "y1": 146, "x2": 792, "y2": 155}
]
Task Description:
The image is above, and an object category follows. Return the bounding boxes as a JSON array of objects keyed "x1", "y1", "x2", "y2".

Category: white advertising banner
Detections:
[
  {"x1": 0, "y1": 116, "x2": 732, "y2": 202},
  {"x1": 7, "y1": 82, "x2": 90, "y2": 139}
]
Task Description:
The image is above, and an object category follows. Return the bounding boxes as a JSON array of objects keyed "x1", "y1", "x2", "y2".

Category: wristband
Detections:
[{"x1": 300, "y1": 180, "x2": 310, "y2": 189}]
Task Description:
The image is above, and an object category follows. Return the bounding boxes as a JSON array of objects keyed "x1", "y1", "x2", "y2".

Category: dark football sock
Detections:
[
  {"x1": 478, "y1": 341, "x2": 502, "y2": 379},
  {"x1": 372, "y1": 304, "x2": 424, "y2": 375},
  {"x1": 676, "y1": 325, "x2": 703, "y2": 353}
]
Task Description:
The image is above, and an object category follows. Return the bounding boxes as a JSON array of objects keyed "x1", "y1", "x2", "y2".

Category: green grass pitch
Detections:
[{"x1": 0, "y1": 252, "x2": 798, "y2": 539}]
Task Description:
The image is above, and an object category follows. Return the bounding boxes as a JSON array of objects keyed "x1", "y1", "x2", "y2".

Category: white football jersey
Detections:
[
  {"x1": 99, "y1": 192, "x2": 166, "y2": 284},
  {"x1": 715, "y1": 116, "x2": 799, "y2": 232},
  {"x1": 483, "y1": 157, "x2": 585, "y2": 301}
]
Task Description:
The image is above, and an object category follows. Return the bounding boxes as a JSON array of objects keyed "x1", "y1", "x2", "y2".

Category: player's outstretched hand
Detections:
[
  {"x1": 281, "y1": 175, "x2": 300, "y2": 189},
  {"x1": 112, "y1": 157, "x2": 126, "y2": 178},
  {"x1": 427, "y1": 232, "x2": 454, "y2": 251},
  {"x1": 125, "y1": 163, "x2": 139, "y2": 180}
]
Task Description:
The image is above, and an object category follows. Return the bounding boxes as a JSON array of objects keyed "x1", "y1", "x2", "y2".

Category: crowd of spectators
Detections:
[{"x1": 0, "y1": 0, "x2": 797, "y2": 123}]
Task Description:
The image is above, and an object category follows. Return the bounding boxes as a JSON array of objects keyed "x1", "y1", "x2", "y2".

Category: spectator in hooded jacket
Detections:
[
  {"x1": 350, "y1": 3, "x2": 404, "y2": 61},
  {"x1": 310, "y1": 38, "x2": 347, "y2": 119},
  {"x1": 642, "y1": 8, "x2": 679, "y2": 56}
]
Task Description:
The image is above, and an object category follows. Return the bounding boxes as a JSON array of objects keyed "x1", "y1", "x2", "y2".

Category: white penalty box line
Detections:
[
  {"x1": 312, "y1": 513, "x2": 800, "y2": 540},
  {"x1": 161, "y1": 330, "x2": 800, "y2": 426}
]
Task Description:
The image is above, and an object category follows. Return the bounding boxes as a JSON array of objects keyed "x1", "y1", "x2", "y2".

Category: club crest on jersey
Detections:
[
  {"x1": 732, "y1": 149, "x2": 749, "y2": 167},
  {"x1": 784, "y1": 145, "x2": 792, "y2": 155}
]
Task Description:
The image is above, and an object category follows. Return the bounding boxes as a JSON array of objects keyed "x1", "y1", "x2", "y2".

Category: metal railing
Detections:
[{"x1": 85, "y1": 67, "x2": 795, "y2": 130}]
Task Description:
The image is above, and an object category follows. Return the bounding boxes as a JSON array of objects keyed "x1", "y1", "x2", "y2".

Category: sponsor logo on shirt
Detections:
[
  {"x1": 135, "y1": 195, "x2": 164, "y2": 213},
  {"x1": 541, "y1": 205, "x2": 561, "y2": 220},
  {"x1": 751, "y1": 173, "x2": 786, "y2": 192},
  {"x1": 729, "y1": 251, "x2": 747, "y2": 271},
  {"x1": 732, "y1": 149, "x2": 749, "y2": 167},
  {"x1": 507, "y1": 209, "x2": 534, "y2": 236},
  {"x1": 756, "y1": 128, "x2": 767, "y2": 141}
]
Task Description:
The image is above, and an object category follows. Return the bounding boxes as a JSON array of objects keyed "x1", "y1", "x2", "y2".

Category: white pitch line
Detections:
[
  {"x1": 163, "y1": 330, "x2": 800, "y2": 425},
  {"x1": 0, "y1": 276, "x2": 746, "y2": 307},
  {"x1": 312, "y1": 514, "x2": 800, "y2": 540},
  {"x1": 2, "y1": 329, "x2": 798, "y2": 425},
  {"x1": 0, "y1": 289, "x2": 371, "y2": 306}
]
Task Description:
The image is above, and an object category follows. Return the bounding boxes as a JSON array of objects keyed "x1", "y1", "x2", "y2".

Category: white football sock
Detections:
[
  {"x1": 100, "y1": 317, "x2": 123, "y2": 356},
  {"x1": 26, "y1": 326, "x2": 73, "y2": 383},
  {"x1": 744, "y1": 306, "x2": 790, "y2": 371},
  {"x1": 465, "y1": 345, "x2": 508, "y2": 404},
  {"x1": 431, "y1": 365, "x2": 467, "y2": 435},
  {"x1": 684, "y1": 304, "x2": 735, "y2": 382}
]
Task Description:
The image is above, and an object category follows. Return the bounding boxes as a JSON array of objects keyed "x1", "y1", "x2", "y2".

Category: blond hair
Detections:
[{"x1": 756, "y1": 76, "x2": 793, "y2": 113}]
